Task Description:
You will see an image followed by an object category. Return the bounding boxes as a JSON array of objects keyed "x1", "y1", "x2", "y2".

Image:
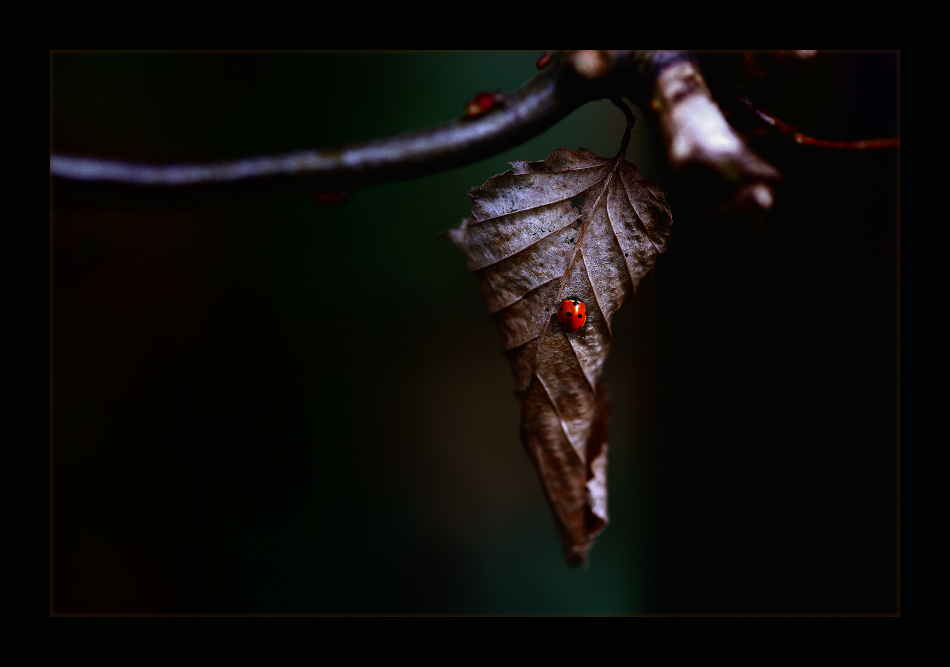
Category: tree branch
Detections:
[
  {"x1": 51, "y1": 51, "x2": 831, "y2": 218},
  {"x1": 51, "y1": 53, "x2": 617, "y2": 207}
]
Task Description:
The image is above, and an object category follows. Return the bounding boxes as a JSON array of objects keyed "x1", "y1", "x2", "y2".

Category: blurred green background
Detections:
[{"x1": 51, "y1": 52, "x2": 898, "y2": 614}]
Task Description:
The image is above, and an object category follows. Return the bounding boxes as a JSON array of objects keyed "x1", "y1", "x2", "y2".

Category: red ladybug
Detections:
[{"x1": 557, "y1": 298, "x2": 587, "y2": 333}]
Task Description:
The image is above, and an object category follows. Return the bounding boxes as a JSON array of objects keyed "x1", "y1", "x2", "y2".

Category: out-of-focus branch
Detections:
[
  {"x1": 638, "y1": 50, "x2": 782, "y2": 217},
  {"x1": 734, "y1": 92, "x2": 900, "y2": 150}
]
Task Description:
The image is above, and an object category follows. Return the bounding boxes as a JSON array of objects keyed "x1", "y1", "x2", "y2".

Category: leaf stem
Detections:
[{"x1": 610, "y1": 97, "x2": 637, "y2": 158}]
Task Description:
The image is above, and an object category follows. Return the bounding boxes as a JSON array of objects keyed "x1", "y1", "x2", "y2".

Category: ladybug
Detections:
[{"x1": 557, "y1": 298, "x2": 587, "y2": 333}]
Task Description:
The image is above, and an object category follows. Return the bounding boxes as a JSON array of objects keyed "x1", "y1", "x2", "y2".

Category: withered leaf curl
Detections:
[{"x1": 449, "y1": 147, "x2": 672, "y2": 566}]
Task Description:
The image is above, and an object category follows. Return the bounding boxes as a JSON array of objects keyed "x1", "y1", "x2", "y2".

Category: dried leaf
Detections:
[{"x1": 448, "y1": 147, "x2": 673, "y2": 566}]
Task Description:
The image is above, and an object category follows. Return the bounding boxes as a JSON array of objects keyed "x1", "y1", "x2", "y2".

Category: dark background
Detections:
[{"x1": 51, "y1": 51, "x2": 898, "y2": 614}]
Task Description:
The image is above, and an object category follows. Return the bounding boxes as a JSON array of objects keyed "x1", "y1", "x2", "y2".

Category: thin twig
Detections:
[{"x1": 735, "y1": 92, "x2": 900, "y2": 150}]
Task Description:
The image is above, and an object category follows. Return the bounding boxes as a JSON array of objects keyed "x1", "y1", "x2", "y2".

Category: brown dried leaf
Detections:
[{"x1": 448, "y1": 147, "x2": 672, "y2": 566}]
